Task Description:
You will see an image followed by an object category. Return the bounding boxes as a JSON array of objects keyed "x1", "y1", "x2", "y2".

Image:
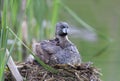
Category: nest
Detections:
[{"x1": 5, "y1": 62, "x2": 102, "y2": 81}]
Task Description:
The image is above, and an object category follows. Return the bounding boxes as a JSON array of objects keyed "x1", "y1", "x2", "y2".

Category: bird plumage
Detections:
[{"x1": 32, "y1": 22, "x2": 82, "y2": 65}]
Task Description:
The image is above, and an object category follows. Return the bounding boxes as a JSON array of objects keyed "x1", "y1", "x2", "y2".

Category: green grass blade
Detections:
[
  {"x1": 92, "y1": 43, "x2": 110, "y2": 57},
  {"x1": 5, "y1": 37, "x2": 17, "y2": 66},
  {"x1": 0, "y1": 0, "x2": 9, "y2": 80},
  {"x1": 32, "y1": 0, "x2": 46, "y2": 40},
  {"x1": 0, "y1": 27, "x2": 8, "y2": 81},
  {"x1": 10, "y1": 0, "x2": 19, "y2": 26},
  {"x1": 60, "y1": 2, "x2": 111, "y2": 42},
  {"x1": 50, "y1": 0, "x2": 60, "y2": 37},
  {"x1": 8, "y1": 27, "x2": 58, "y2": 73},
  {"x1": 0, "y1": 48, "x2": 5, "y2": 81}
]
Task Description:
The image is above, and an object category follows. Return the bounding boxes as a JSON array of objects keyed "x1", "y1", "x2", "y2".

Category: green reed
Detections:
[
  {"x1": 0, "y1": 0, "x2": 60, "y2": 80},
  {"x1": 0, "y1": 0, "x2": 111, "y2": 80},
  {"x1": 0, "y1": 0, "x2": 8, "y2": 80}
]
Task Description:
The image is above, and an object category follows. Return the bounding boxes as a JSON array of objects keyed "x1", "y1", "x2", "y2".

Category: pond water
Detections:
[{"x1": 61, "y1": 0, "x2": 120, "y2": 81}]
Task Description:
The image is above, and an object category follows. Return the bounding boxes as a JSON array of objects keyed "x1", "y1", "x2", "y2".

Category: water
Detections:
[{"x1": 61, "y1": 0, "x2": 120, "y2": 81}]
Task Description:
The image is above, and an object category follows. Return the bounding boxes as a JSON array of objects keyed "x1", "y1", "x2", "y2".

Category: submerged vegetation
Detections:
[{"x1": 0, "y1": 0, "x2": 113, "y2": 81}]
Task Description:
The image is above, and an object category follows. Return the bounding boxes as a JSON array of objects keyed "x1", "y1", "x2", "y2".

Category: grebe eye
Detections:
[{"x1": 61, "y1": 25, "x2": 65, "y2": 28}]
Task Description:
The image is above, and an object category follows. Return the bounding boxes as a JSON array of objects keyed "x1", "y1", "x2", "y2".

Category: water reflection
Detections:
[{"x1": 69, "y1": 27, "x2": 97, "y2": 42}]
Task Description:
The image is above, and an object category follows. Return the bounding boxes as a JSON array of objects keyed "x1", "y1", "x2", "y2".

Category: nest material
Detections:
[{"x1": 5, "y1": 62, "x2": 102, "y2": 81}]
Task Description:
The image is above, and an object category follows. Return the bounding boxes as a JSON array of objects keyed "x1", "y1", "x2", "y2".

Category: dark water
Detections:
[{"x1": 61, "y1": 0, "x2": 120, "y2": 81}]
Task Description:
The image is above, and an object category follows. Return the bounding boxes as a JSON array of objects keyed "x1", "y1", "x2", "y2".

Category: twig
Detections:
[
  {"x1": 75, "y1": 72, "x2": 84, "y2": 81},
  {"x1": 6, "y1": 49, "x2": 23, "y2": 81}
]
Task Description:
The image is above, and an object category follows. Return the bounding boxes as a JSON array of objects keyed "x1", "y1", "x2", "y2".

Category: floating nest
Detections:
[{"x1": 5, "y1": 62, "x2": 102, "y2": 81}]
